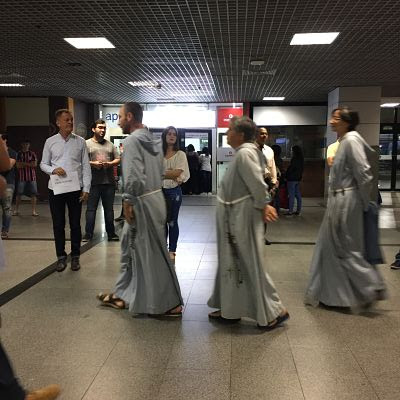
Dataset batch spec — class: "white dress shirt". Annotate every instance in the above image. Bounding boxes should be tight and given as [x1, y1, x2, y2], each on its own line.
[40, 133, 91, 193]
[261, 145, 277, 185]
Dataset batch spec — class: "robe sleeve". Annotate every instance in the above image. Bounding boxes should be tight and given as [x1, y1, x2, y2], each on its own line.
[346, 136, 372, 211]
[237, 148, 270, 210]
[122, 136, 146, 205]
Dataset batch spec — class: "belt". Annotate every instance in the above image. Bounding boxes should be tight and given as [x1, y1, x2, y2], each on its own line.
[138, 189, 162, 199]
[330, 187, 357, 196]
[217, 194, 251, 205]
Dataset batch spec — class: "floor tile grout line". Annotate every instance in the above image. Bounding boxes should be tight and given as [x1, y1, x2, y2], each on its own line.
[229, 325, 233, 400]
[286, 329, 307, 400]
[0, 236, 105, 307]
[347, 346, 381, 400]
[80, 327, 127, 400]
[153, 325, 178, 400]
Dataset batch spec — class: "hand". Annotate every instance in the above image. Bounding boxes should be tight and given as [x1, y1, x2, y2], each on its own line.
[263, 204, 278, 223]
[79, 192, 89, 202]
[52, 167, 66, 176]
[91, 161, 103, 170]
[123, 201, 135, 225]
[0, 176, 6, 197]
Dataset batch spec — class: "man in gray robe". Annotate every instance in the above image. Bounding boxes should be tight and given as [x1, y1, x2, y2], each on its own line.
[97, 102, 183, 316]
[208, 116, 289, 329]
[305, 107, 386, 309]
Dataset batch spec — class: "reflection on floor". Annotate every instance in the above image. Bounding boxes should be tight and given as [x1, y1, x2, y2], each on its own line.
[0, 193, 399, 399]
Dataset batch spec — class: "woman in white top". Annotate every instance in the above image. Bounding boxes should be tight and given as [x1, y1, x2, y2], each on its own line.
[162, 126, 190, 262]
[199, 147, 212, 194]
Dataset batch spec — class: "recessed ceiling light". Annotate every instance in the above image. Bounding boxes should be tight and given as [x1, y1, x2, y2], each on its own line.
[290, 32, 339, 45]
[0, 83, 24, 87]
[64, 37, 115, 49]
[250, 60, 265, 66]
[263, 97, 285, 101]
[381, 103, 400, 107]
[129, 81, 161, 89]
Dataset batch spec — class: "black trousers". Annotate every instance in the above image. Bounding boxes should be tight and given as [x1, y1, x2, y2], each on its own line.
[0, 341, 25, 400]
[49, 189, 82, 258]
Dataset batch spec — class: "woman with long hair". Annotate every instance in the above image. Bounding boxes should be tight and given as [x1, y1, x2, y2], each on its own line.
[161, 126, 189, 263]
[285, 145, 304, 216]
[305, 107, 387, 309]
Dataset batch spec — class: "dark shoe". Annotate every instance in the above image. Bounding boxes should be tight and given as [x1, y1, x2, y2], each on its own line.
[56, 257, 67, 272]
[208, 310, 241, 322]
[71, 256, 80, 271]
[114, 216, 124, 222]
[108, 234, 119, 241]
[264, 239, 271, 245]
[81, 234, 92, 243]
[285, 212, 294, 216]
[294, 211, 301, 216]
[26, 384, 61, 400]
[391, 260, 400, 270]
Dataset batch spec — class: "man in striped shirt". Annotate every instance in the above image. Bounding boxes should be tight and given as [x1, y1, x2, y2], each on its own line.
[13, 139, 39, 216]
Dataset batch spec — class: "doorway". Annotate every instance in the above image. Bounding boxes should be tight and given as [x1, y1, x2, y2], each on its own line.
[379, 124, 400, 191]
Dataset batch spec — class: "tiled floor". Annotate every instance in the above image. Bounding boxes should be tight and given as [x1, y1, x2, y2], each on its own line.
[0, 193, 399, 399]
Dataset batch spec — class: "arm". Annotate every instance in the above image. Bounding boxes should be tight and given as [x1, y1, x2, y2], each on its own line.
[0, 139, 11, 172]
[175, 151, 190, 183]
[103, 145, 121, 168]
[269, 157, 278, 185]
[346, 137, 373, 211]
[30, 152, 37, 168]
[122, 136, 146, 205]
[40, 140, 54, 175]
[237, 148, 271, 210]
[81, 141, 92, 194]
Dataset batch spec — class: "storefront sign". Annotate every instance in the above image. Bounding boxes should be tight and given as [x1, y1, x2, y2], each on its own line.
[217, 147, 235, 162]
[217, 107, 243, 128]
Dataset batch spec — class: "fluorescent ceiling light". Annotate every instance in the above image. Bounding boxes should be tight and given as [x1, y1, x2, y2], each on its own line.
[64, 37, 115, 49]
[129, 81, 161, 89]
[0, 83, 24, 87]
[381, 103, 400, 107]
[290, 32, 339, 45]
[250, 60, 265, 66]
[263, 97, 285, 101]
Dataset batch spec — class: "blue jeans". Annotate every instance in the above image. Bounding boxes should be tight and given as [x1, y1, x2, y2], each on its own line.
[163, 186, 182, 252]
[1, 185, 14, 233]
[287, 181, 302, 213]
[85, 184, 116, 237]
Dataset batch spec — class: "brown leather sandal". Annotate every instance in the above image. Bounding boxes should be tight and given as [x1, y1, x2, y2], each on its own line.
[97, 293, 126, 310]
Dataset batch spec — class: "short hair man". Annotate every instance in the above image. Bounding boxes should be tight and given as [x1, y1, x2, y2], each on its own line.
[0, 135, 17, 239]
[83, 119, 120, 242]
[40, 109, 91, 272]
[97, 102, 183, 316]
[14, 139, 39, 216]
[256, 127, 278, 245]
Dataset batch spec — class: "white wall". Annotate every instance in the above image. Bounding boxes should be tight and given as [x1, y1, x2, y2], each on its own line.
[6, 97, 49, 126]
[100, 105, 216, 138]
[253, 106, 327, 126]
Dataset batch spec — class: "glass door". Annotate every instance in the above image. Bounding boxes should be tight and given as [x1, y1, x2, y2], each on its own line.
[379, 124, 400, 191]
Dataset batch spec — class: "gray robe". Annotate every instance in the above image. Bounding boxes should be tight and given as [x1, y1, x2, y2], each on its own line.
[114, 128, 183, 314]
[305, 131, 387, 308]
[208, 143, 285, 326]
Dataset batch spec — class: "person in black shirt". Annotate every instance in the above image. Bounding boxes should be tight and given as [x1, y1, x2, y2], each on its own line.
[285, 145, 304, 216]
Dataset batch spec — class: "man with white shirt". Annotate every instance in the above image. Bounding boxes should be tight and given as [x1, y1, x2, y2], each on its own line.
[40, 109, 91, 272]
[256, 127, 277, 245]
